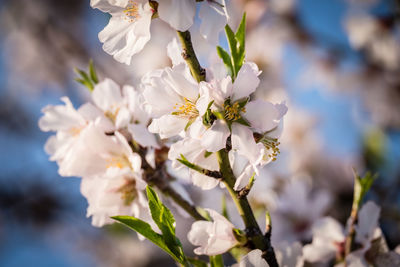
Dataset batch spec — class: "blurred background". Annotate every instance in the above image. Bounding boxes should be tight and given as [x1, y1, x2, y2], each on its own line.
[0, 0, 399, 266]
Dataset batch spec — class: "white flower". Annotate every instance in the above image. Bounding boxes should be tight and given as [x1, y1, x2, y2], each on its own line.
[229, 151, 256, 191]
[91, 0, 153, 65]
[39, 97, 113, 171]
[157, 0, 196, 32]
[158, 0, 229, 44]
[143, 63, 200, 138]
[80, 168, 149, 227]
[303, 201, 381, 265]
[233, 249, 268, 267]
[187, 209, 237, 255]
[58, 123, 141, 178]
[92, 78, 131, 129]
[198, 0, 229, 44]
[234, 243, 303, 267]
[196, 62, 287, 167]
[303, 217, 345, 263]
[93, 78, 159, 148]
[168, 138, 220, 190]
[272, 179, 331, 243]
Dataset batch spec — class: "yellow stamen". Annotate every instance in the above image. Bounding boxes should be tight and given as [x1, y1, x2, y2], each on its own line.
[117, 179, 138, 206]
[124, 0, 141, 22]
[104, 107, 120, 123]
[224, 102, 245, 121]
[261, 137, 281, 162]
[68, 125, 85, 136]
[106, 155, 130, 169]
[172, 98, 199, 119]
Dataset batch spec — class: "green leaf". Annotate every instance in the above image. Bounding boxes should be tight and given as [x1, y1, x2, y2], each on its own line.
[112, 216, 181, 263]
[225, 24, 237, 76]
[217, 46, 234, 77]
[88, 59, 99, 84]
[352, 170, 378, 210]
[235, 13, 246, 70]
[210, 255, 224, 267]
[146, 186, 184, 262]
[74, 78, 94, 91]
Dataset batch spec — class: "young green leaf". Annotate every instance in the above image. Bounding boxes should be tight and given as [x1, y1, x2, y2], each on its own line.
[112, 216, 182, 263]
[146, 186, 184, 263]
[217, 46, 234, 77]
[88, 59, 99, 84]
[235, 13, 246, 70]
[352, 170, 378, 210]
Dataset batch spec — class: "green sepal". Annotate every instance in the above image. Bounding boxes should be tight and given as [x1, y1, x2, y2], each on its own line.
[187, 257, 208, 267]
[210, 255, 224, 267]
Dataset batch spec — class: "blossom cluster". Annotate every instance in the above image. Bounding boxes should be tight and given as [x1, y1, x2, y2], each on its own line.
[38, 0, 398, 266]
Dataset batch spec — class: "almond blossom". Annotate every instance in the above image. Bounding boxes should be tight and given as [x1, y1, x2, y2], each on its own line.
[142, 63, 200, 138]
[91, 0, 155, 65]
[187, 208, 237, 255]
[168, 138, 220, 190]
[58, 123, 141, 178]
[195, 62, 287, 167]
[158, 0, 228, 44]
[39, 97, 114, 175]
[303, 201, 381, 265]
[92, 78, 159, 148]
[234, 243, 304, 267]
[81, 168, 149, 227]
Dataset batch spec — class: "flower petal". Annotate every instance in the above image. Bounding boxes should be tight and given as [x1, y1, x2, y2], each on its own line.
[157, 0, 196, 31]
[201, 120, 230, 152]
[232, 62, 260, 101]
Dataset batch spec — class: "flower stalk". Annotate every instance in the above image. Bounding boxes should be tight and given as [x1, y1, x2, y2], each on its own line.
[176, 31, 206, 82]
[217, 149, 279, 267]
[177, 26, 279, 267]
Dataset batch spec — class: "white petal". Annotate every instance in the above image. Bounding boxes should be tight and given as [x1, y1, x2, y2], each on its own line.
[39, 97, 85, 132]
[128, 123, 159, 148]
[92, 78, 122, 111]
[231, 124, 264, 165]
[157, 0, 196, 31]
[244, 100, 286, 133]
[167, 38, 184, 66]
[188, 221, 213, 246]
[233, 249, 268, 267]
[355, 201, 381, 245]
[201, 120, 230, 152]
[164, 63, 198, 101]
[90, 0, 127, 13]
[232, 63, 260, 102]
[148, 115, 188, 138]
[191, 172, 220, 190]
[199, 0, 228, 44]
[98, 4, 152, 65]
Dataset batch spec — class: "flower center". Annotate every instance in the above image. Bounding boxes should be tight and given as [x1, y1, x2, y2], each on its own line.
[106, 155, 131, 169]
[124, 1, 141, 22]
[224, 102, 245, 121]
[68, 125, 85, 136]
[172, 98, 199, 119]
[117, 179, 138, 206]
[260, 137, 280, 162]
[104, 106, 120, 123]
